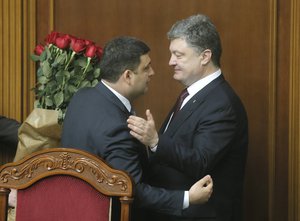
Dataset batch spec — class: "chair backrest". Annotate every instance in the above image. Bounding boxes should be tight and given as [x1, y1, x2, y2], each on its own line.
[0, 148, 134, 221]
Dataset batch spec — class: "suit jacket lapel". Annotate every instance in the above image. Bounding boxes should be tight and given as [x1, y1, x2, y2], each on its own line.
[162, 75, 225, 137]
[95, 82, 130, 115]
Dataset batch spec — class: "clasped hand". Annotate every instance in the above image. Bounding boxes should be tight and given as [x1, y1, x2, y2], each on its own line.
[127, 109, 158, 148]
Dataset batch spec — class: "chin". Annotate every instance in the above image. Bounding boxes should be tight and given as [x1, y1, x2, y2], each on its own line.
[173, 73, 182, 81]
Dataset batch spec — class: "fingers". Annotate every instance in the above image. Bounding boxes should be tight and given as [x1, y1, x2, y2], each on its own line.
[189, 175, 214, 205]
[146, 109, 153, 121]
[201, 175, 213, 186]
[129, 130, 143, 141]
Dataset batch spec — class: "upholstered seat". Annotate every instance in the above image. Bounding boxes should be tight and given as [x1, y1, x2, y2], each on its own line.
[0, 148, 134, 221]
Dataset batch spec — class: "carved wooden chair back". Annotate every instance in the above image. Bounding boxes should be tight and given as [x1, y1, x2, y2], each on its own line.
[0, 148, 133, 221]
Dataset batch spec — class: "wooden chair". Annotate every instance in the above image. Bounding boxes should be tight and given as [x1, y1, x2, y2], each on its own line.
[0, 148, 134, 221]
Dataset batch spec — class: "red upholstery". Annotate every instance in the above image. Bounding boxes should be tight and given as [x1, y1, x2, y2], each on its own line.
[16, 175, 110, 221]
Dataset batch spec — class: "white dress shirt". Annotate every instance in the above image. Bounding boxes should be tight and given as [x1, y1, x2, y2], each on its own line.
[101, 80, 132, 112]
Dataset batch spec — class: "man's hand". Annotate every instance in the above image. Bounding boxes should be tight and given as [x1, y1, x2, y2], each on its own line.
[127, 109, 158, 147]
[189, 175, 213, 204]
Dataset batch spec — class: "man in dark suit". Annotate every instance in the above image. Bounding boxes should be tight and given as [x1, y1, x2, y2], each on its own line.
[127, 14, 248, 221]
[61, 36, 213, 221]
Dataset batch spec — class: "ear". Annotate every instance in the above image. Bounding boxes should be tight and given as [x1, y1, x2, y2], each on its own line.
[200, 49, 212, 66]
[121, 69, 133, 84]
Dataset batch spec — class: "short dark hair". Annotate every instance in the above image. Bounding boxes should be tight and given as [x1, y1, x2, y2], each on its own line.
[168, 14, 222, 67]
[99, 36, 150, 82]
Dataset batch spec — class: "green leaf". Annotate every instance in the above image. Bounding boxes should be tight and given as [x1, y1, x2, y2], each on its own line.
[74, 57, 87, 68]
[91, 79, 99, 87]
[63, 70, 71, 82]
[42, 61, 52, 78]
[54, 91, 64, 107]
[45, 46, 52, 59]
[31, 54, 40, 62]
[79, 80, 91, 88]
[40, 50, 47, 62]
[37, 67, 44, 77]
[68, 85, 78, 93]
[55, 70, 65, 84]
[45, 97, 54, 107]
[47, 80, 57, 89]
[93, 68, 101, 78]
[56, 53, 67, 65]
[38, 76, 48, 84]
[34, 100, 40, 108]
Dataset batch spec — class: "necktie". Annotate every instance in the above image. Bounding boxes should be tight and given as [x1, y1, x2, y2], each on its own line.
[172, 88, 189, 119]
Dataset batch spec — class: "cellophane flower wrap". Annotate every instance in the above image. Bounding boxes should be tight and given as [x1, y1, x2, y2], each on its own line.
[31, 31, 103, 123]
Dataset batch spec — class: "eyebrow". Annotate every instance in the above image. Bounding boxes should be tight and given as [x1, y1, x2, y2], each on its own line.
[144, 60, 151, 68]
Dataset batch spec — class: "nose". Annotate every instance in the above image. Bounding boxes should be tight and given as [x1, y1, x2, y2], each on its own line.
[169, 54, 176, 66]
[149, 67, 155, 76]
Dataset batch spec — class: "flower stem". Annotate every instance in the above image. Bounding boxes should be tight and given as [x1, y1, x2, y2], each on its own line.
[76, 57, 91, 87]
[65, 51, 75, 70]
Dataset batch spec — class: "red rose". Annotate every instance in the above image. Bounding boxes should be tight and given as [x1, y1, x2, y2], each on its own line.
[95, 46, 103, 60]
[34, 44, 45, 55]
[85, 44, 97, 58]
[45, 31, 60, 45]
[85, 39, 94, 46]
[71, 39, 86, 53]
[67, 36, 77, 48]
[55, 36, 71, 49]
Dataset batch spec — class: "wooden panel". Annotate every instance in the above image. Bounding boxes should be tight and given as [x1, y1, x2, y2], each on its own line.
[22, 0, 37, 119]
[288, 0, 300, 220]
[274, 0, 291, 219]
[0, 0, 22, 121]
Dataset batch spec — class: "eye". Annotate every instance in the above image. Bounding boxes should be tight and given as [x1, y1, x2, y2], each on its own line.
[174, 52, 183, 58]
[144, 64, 152, 72]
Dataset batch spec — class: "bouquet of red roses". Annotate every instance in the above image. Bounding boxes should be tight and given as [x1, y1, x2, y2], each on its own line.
[14, 31, 103, 162]
[31, 31, 103, 123]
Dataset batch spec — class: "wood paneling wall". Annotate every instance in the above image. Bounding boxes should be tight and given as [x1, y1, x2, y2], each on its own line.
[0, 0, 36, 121]
[0, 0, 299, 220]
[0, 0, 22, 120]
[288, 0, 300, 220]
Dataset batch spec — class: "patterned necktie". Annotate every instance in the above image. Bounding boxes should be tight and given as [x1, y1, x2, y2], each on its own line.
[172, 88, 189, 120]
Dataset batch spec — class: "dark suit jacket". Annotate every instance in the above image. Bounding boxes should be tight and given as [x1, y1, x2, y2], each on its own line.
[0, 116, 20, 165]
[61, 82, 184, 220]
[0, 116, 20, 147]
[150, 75, 248, 221]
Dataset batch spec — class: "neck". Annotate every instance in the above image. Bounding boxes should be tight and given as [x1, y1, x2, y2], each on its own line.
[102, 79, 131, 101]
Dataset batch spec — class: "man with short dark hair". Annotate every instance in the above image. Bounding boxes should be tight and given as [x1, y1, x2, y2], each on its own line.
[62, 36, 213, 221]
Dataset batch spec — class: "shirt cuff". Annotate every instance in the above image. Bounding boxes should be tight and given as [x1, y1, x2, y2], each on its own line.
[150, 144, 158, 152]
[183, 191, 189, 209]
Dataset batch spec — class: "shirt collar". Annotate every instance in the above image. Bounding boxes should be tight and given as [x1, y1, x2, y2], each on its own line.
[187, 69, 222, 97]
[101, 80, 132, 112]
[180, 69, 221, 107]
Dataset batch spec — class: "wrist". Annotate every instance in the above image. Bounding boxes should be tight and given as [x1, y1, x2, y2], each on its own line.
[149, 136, 159, 148]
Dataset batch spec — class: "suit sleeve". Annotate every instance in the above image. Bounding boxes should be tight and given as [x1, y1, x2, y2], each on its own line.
[92, 119, 185, 216]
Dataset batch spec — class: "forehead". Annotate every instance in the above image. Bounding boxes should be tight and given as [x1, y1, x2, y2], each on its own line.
[138, 53, 151, 67]
[169, 38, 195, 53]
[169, 38, 190, 52]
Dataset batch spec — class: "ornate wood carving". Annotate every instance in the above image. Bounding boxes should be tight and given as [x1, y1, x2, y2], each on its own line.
[0, 150, 132, 195]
